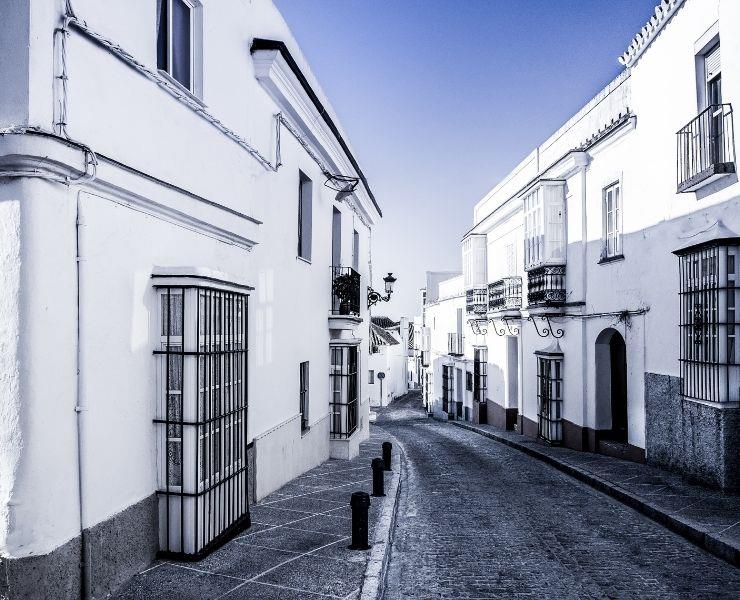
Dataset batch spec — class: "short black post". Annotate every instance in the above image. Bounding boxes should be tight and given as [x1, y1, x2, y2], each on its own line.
[349, 491, 371, 550]
[382, 441, 392, 471]
[372, 457, 385, 497]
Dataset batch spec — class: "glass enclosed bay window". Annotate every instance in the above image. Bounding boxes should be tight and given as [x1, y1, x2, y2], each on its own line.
[154, 279, 250, 558]
[330, 345, 359, 438]
[675, 226, 740, 403]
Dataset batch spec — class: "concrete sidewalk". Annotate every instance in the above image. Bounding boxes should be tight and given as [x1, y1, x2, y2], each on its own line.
[112, 430, 400, 600]
[451, 420, 740, 567]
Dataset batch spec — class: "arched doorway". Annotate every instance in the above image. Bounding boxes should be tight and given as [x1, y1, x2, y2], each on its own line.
[595, 328, 627, 443]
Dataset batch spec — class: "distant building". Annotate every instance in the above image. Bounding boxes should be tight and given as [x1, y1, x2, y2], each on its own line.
[420, 0, 740, 492]
[368, 316, 411, 406]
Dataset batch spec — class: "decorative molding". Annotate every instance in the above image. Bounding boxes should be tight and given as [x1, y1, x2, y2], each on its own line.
[252, 43, 380, 224]
[619, 0, 686, 68]
[151, 268, 255, 293]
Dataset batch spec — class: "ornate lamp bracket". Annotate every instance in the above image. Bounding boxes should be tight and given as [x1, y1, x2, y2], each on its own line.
[367, 287, 391, 308]
[527, 315, 564, 339]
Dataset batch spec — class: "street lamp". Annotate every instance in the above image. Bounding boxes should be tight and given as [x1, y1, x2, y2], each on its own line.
[367, 273, 397, 308]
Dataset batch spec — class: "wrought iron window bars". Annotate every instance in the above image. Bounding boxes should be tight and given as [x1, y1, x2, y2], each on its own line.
[154, 286, 250, 559]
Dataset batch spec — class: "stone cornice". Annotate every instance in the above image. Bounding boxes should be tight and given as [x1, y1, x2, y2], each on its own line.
[619, 0, 686, 68]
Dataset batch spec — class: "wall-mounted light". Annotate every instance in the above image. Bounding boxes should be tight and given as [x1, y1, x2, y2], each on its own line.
[368, 273, 397, 308]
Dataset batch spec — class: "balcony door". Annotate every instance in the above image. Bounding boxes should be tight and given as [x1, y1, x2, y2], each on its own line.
[705, 44, 724, 164]
[332, 207, 341, 267]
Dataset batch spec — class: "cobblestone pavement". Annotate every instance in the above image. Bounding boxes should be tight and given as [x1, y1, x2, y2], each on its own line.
[112, 431, 393, 600]
[377, 392, 740, 600]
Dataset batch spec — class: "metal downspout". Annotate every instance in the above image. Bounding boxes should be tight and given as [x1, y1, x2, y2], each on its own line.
[75, 194, 91, 600]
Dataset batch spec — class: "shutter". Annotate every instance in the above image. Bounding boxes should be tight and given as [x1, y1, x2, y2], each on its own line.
[705, 44, 721, 82]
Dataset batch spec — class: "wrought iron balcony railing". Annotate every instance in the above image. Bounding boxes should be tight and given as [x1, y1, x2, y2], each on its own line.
[331, 266, 361, 316]
[448, 333, 465, 356]
[677, 103, 735, 193]
[488, 276, 523, 312]
[527, 265, 566, 307]
[465, 287, 488, 317]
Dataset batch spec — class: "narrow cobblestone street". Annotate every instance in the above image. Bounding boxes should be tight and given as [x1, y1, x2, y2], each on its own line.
[377, 393, 740, 599]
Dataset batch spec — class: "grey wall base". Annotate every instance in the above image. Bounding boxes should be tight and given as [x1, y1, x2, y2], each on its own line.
[0, 535, 81, 600]
[645, 372, 740, 491]
[0, 493, 158, 600]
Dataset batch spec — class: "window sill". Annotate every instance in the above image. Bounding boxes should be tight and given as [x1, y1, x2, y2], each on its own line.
[297, 255, 312, 265]
[598, 254, 624, 265]
[157, 69, 206, 108]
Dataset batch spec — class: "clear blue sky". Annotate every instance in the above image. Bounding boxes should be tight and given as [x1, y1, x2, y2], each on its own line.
[274, 0, 657, 319]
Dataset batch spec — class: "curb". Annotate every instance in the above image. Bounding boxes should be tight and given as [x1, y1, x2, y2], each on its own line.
[451, 421, 740, 568]
[359, 431, 403, 600]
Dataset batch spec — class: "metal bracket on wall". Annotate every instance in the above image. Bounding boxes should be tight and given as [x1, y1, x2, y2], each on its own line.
[527, 315, 564, 339]
[489, 318, 521, 337]
[468, 319, 488, 336]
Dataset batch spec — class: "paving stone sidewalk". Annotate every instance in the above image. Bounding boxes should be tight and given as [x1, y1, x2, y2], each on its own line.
[452, 420, 740, 566]
[112, 430, 398, 600]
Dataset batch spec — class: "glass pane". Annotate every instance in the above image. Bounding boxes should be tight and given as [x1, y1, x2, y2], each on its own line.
[172, 0, 191, 89]
[157, 0, 168, 70]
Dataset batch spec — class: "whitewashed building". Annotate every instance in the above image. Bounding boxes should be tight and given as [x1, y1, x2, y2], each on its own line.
[368, 316, 411, 407]
[0, 1, 382, 598]
[421, 0, 740, 492]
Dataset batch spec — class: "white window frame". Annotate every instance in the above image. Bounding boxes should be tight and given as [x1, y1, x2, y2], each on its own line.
[602, 181, 622, 259]
[157, 0, 203, 97]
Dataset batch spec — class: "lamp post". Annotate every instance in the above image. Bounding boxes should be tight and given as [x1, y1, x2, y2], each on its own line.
[367, 273, 397, 308]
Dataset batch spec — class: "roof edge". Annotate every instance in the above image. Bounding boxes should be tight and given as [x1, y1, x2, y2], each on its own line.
[250, 38, 381, 217]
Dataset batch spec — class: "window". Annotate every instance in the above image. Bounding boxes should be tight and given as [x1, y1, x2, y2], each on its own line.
[157, 0, 200, 93]
[369, 370, 375, 384]
[353, 230, 360, 271]
[602, 182, 622, 259]
[474, 347, 488, 402]
[536, 350, 563, 444]
[677, 238, 739, 403]
[297, 172, 313, 261]
[155, 285, 249, 557]
[523, 181, 566, 270]
[704, 43, 722, 109]
[466, 372, 473, 392]
[442, 365, 453, 414]
[330, 345, 358, 438]
[299, 362, 309, 431]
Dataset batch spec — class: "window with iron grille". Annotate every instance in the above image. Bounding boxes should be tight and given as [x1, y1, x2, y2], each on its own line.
[677, 240, 739, 403]
[602, 182, 622, 258]
[330, 345, 358, 438]
[369, 370, 375, 384]
[299, 361, 309, 432]
[466, 372, 473, 392]
[155, 286, 249, 558]
[536, 352, 563, 444]
[442, 365, 453, 414]
[474, 347, 488, 402]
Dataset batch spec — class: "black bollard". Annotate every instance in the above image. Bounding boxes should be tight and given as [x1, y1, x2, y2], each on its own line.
[382, 441, 392, 471]
[349, 491, 371, 550]
[372, 457, 385, 497]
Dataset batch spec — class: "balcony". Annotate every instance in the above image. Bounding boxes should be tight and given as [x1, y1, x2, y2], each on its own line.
[677, 103, 735, 193]
[421, 350, 430, 368]
[448, 333, 465, 356]
[527, 265, 566, 307]
[465, 287, 488, 317]
[488, 276, 522, 314]
[331, 267, 360, 316]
